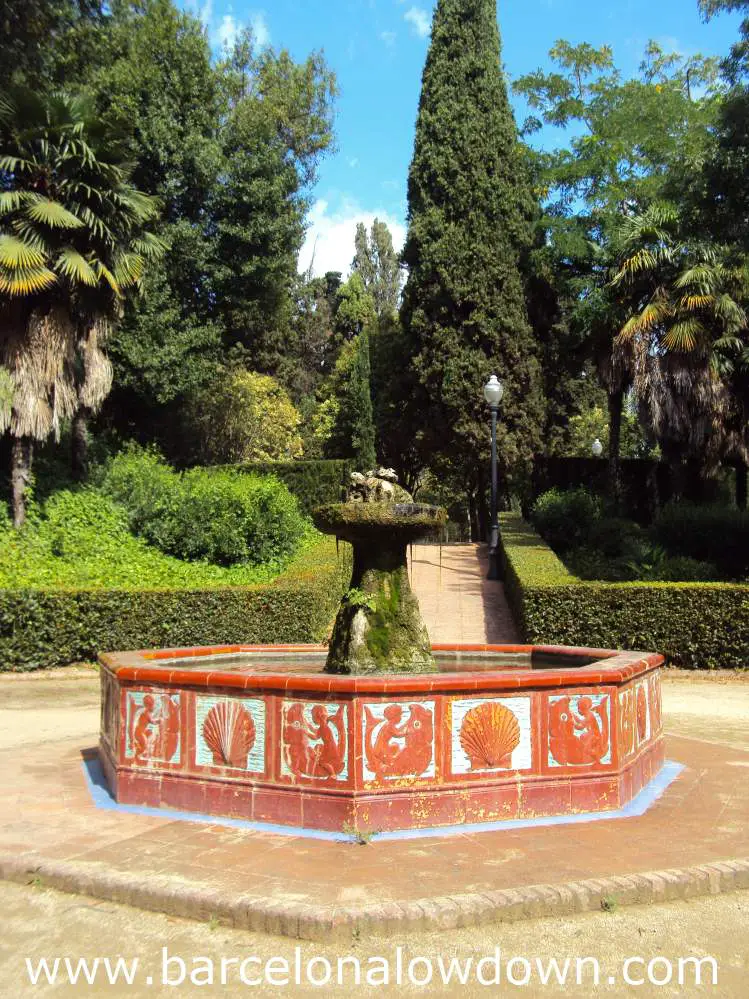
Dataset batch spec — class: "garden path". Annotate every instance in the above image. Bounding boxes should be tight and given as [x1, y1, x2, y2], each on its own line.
[408, 543, 521, 645]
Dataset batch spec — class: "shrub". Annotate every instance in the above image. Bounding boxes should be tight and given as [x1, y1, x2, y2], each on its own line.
[0, 535, 352, 671]
[219, 460, 353, 516]
[652, 502, 749, 580]
[644, 555, 720, 583]
[0, 489, 308, 589]
[188, 370, 304, 465]
[586, 517, 647, 560]
[500, 513, 749, 670]
[101, 448, 306, 566]
[530, 487, 602, 552]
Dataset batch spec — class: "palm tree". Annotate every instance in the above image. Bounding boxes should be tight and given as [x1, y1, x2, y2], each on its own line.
[610, 202, 749, 490]
[0, 88, 165, 524]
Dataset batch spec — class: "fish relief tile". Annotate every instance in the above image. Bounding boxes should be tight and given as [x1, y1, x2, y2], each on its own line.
[361, 701, 436, 782]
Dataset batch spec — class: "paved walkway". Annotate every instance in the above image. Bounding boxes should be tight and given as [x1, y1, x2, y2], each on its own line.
[0, 673, 747, 940]
[408, 544, 520, 644]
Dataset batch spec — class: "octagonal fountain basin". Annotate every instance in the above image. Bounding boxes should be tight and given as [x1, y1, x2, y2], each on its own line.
[98, 644, 666, 835]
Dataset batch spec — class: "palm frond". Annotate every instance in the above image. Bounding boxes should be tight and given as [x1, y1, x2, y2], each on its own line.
[55, 249, 98, 287]
[0, 235, 47, 270]
[24, 198, 84, 230]
[0, 264, 58, 296]
[112, 251, 144, 288]
[663, 319, 703, 353]
[93, 261, 121, 295]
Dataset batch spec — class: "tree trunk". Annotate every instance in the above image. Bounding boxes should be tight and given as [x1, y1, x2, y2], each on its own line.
[11, 436, 33, 529]
[737, 462, 748, 512]
[607, 389, 624, 509]
[71, 407, 90, 481]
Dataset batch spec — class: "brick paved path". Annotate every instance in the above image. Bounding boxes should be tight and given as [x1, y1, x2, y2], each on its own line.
[408, 543, 521, 644]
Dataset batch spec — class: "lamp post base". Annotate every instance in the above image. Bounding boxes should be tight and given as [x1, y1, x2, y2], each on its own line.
[487, 523, 501, 580]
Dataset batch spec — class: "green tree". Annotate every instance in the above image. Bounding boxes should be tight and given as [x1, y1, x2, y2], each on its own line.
[212, 32, 337, 375]
[610, 202, 749, 473]
[0, 0, 104, 90]
[352, 219, 401, 318]
[86, 0, 223, 445]
[0, 88, 163, 524]
[400, 0, 544, 532]
[333, 272, 376, 344]
[694, 2, 749, 251]
[515, 39, 724, 498]
[324, 330, 376, 468]
[188, 369, 304, 465]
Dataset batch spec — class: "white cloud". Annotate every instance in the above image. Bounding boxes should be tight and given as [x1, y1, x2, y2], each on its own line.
[348, 157, 359, 169]
[299, 198, 406, 279]
[251, 11, 271, 49]
[216, 14, 239, 50]
[199, 0, 212, 28]
[380, 30, 397, 47]
[404, 6, 430, 39]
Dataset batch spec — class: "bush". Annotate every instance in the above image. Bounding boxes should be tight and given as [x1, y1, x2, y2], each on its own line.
[644, 554, 720, 583]
[219, 460, 353, 516]
[0, 534, 352, 671]
[0, 489, 308, 589]
[188, 370, 304, 465]
[530, 487, 602, 552]
[652, 502, 749, 580]
[500, 513, 749, 670]
[102, 448, 306, 566]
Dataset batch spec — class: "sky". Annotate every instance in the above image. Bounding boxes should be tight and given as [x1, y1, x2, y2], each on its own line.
[180, 0, 744, 278]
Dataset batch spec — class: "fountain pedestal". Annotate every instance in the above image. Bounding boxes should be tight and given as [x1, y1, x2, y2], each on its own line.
[312, 502, 447, 675]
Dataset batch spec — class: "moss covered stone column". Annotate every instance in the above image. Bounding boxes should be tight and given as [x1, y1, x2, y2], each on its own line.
[313, 502, 447, 675]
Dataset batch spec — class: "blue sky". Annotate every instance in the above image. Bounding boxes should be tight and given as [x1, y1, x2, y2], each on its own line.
[181, 0, 744, 276]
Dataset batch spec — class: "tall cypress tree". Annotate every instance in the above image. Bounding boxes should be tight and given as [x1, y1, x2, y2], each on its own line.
[400, 0, 544, 514]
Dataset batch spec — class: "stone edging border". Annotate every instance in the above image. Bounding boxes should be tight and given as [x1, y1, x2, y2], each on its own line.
[1, 852, 748, 941]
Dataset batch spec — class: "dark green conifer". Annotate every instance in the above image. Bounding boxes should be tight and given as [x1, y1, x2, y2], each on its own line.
[400, 0, 544, 511]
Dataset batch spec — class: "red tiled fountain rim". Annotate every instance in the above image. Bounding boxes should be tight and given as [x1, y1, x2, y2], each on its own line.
[98, 644, 665, 694]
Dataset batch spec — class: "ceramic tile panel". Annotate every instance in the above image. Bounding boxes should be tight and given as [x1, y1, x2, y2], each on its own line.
[195, 695, 266, 774]
[361, 700, 436, 783]
[450, 696, 532, 774]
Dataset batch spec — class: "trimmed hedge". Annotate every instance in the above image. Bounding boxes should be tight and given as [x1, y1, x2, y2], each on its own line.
[0, 537, 352, 672]
[500, 513, 749, 670]
[214, 460, 355, 516]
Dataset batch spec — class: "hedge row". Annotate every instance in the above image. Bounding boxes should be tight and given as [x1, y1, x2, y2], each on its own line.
[214, 460, 355, 516]
[0, 537, 352, 671]
[500, 513, 749, 670]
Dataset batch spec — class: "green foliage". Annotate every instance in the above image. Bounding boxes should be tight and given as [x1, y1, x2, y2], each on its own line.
[0, 533, 352, 670]
[530, 488, 734, 582]
[531, 487, 603, 552]
[652, 502, 749, 579]
[189, 369, 304, 465]
[352, 220, 401, 319]
[399, 0, 544, 494]
[322, 331, 377, 467]
[500, 513, 749, 670]
[101, 448, 306, 566]
[0, 488, 305, 589]
[220, 459, 353, 515]
[553, 404, 658, 459]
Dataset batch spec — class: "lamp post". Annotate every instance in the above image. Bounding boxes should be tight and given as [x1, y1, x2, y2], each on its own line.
[592, 438, 604, 458]
[484, 375, 504, 580]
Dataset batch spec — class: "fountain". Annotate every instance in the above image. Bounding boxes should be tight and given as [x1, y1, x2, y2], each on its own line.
[98, 469, 666, 834]
[312, 468, 447, 674]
